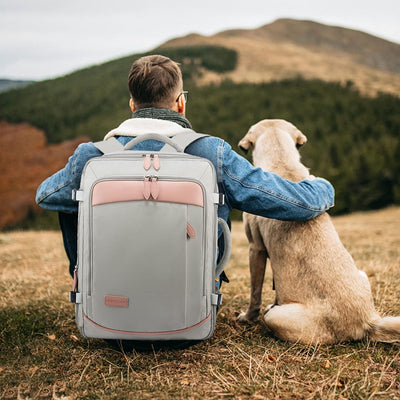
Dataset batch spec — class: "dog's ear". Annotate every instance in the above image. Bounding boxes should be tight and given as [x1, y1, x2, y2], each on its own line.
[239, 128, 256, 153]
[296, 132, 307, 149]
[238, 137, 252, 154]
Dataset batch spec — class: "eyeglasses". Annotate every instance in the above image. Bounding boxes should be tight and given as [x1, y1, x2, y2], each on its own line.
[176, 91, 188, 103]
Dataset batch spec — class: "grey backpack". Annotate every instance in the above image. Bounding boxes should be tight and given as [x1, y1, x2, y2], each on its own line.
[69, 132, 231, 341]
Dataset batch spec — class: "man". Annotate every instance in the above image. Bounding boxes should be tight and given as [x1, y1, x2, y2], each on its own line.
[36, 54, 334, 280]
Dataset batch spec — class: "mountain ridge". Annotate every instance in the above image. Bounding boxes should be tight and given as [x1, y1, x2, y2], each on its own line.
[161, 18, 400, 96]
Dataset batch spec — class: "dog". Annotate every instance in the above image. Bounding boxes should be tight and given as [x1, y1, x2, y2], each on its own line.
[237, 119, 400, 344]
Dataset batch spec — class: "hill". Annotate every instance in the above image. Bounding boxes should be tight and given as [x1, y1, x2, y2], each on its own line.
[0, 79, 34, 93]
[0, 121, 88, 229]
[0, 20, 400, 228]
[0, 46, 237, 144]
[162, 18, 400, 97]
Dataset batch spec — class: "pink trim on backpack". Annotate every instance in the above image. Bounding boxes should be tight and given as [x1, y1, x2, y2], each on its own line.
[92, 180, 204, 207]
[83, 312, 211, 335]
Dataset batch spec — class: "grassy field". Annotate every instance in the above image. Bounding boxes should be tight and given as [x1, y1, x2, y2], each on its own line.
[1, 207, 400, 399]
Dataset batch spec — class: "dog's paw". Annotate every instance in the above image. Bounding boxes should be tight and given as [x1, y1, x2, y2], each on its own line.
[237, 311, 257, 324]
[264, 304, 275, 315]
[237, 312, 249, 323]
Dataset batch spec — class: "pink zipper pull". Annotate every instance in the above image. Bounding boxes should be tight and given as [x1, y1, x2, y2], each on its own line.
[143, 154, 151, 171]
[143, 177, 151, 199]
[187, 222, 196, 239]
[151, 177, 159, 199]
[153, 154, 160, 171]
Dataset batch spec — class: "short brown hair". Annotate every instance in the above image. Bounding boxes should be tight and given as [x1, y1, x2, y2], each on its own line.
[128, 55, 182, 109]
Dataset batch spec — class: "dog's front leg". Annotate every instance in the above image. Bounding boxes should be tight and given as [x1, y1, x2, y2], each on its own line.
[238, 246, 268, 323]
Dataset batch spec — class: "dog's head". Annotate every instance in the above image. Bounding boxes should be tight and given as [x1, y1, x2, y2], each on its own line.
[238, 119, 307, 154]
[239, 119, 310, 179]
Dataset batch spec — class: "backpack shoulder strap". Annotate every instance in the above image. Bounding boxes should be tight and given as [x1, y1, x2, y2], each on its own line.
[93, 137, 124, 154]
[160, 131, 208, 153]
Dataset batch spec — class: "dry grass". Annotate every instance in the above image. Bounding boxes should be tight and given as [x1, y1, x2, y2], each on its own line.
[1, 207, 400, 399]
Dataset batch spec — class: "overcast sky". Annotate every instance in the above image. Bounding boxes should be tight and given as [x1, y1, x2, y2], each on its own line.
[1, 0, 399, 81]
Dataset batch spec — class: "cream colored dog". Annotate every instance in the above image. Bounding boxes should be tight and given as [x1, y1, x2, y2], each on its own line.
[237, 119, 400, 344]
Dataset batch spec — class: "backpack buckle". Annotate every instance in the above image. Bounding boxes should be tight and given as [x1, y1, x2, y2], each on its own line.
[213, 193, 225, 205]
[72, 189, 84, 202]
[69, 291, 82, 304]
[211, 293, 223, 306]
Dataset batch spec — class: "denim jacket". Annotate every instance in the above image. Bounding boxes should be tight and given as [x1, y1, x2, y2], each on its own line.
[36, 116, 334, 277]
[36, 117, 334, 223]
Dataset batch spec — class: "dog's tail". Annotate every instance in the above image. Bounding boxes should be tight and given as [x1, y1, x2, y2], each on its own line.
[368, 316, 400, 343]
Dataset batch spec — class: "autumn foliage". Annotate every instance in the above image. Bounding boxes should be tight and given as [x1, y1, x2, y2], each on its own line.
[0, 121, 88, 229]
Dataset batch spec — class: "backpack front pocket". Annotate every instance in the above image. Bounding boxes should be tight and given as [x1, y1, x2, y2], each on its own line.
[87, 179, 206, 334]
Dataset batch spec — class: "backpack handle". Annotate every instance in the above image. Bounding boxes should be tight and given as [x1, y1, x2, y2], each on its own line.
[215, 218, 232, 278]
[123, 134, 184, 152]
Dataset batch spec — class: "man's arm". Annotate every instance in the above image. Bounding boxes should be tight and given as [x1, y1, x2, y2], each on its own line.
[36, 143, 100, 213]
[221, 142, 334, 221]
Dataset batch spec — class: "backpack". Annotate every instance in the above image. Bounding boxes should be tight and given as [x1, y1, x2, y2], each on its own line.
[69, 132, 231, 341]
